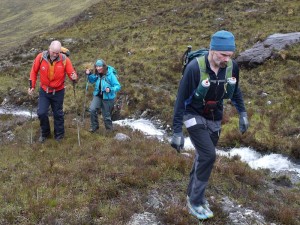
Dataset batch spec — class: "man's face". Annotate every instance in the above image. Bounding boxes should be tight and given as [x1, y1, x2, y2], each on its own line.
[211, 51, 234, 68]
[49, 48, 60, 61]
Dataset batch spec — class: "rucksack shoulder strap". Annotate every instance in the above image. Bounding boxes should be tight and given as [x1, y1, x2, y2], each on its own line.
[196, 55, 209, 81]
[61, 53, 67, 68]
[225, 59, 233, 79]
[197, 56, 233, 81]
[39, 51, 48, 65]
[38, 52, 67, 68]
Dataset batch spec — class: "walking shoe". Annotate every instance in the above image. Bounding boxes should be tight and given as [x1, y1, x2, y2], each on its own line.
[203, 200, 214, 218]
[38, 136, 47, 143]
[89, 127, 99, 133]
[55, 135, 64, 142]
[186, 196, 213, 220]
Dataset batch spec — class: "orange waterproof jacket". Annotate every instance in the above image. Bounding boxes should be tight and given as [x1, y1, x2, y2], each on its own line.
[30, 51, 77, 92]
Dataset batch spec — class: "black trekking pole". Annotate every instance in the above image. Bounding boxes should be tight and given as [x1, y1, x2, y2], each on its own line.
[181, 45, 192, 76]
[183, 45, 192, 65]
[29, 80, 33, 144]
[72, 81, 81, 147]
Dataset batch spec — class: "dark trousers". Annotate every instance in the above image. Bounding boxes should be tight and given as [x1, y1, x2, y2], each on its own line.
[37, 88, 65, 139]
[90, 96, 114, 130]
[187, 123, 220, 206]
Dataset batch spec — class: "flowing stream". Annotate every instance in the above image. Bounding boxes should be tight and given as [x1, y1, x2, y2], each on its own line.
[0, 108, 37, 117]
[114, 118, 300, 179]
[1, 109, 299, 179]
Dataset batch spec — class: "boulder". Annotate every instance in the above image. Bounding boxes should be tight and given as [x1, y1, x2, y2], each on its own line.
[236, 32, 300, 68]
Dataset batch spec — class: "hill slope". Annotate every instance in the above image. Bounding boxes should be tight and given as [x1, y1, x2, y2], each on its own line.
[0, 0, 100, 55]
[3, 0, 299, 158]
[0, 0, 299, 224]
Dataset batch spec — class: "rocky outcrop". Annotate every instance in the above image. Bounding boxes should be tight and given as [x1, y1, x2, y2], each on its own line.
[236, 32, 300, 68]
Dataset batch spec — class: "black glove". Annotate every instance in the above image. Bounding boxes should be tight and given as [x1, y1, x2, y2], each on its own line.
[239, 112, 249, 134]
[171, 132, 184, 153]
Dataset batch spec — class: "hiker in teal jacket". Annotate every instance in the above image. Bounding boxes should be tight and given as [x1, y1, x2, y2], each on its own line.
[86, 59, 121, 132]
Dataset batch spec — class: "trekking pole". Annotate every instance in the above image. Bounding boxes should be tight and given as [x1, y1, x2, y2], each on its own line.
[81, 75, 89, 125]
[183, 45, 192, 66]
[181, 45, 192, 76]
[29, 80, 33, 144]
[72, 80, 81, 147]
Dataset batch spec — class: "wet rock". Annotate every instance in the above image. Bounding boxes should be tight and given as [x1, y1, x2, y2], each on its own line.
[1, 98, 8, 106]
[221, 196, 270, 225]
[114, 133, 131, 141]
[5, 131, 15, 141]
[271, 171, 300, 186]
[236, 32, 300, 68]
[146, 190, 164, 209]
[126, 212, 161, 225]
[62, 38, 76, 44]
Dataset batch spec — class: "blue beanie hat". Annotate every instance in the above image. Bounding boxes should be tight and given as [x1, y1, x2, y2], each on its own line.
[210, 30, 236, 51]
[95, 59, 105, 67]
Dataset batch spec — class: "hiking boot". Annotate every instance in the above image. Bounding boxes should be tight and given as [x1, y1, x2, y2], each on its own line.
[89, 127, 99, 133]
[186, 196, 213, 220]
[55, 135, 64, 142]
[38, 136, 47, 143]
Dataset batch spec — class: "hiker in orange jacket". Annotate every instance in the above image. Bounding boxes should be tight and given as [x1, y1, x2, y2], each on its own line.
[28, 40, 78, 143]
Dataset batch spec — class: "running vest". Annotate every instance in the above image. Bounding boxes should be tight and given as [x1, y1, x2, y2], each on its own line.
[194, 56, 236, 103]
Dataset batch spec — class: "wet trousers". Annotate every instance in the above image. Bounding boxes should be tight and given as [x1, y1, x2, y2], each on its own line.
[37, 88, 65, 139]
[184, 114, 221, 206]
[89, 96, 114, 130]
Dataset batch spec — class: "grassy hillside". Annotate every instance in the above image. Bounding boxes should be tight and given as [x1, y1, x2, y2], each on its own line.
[0, 117, 299, 224]
[3, 0, 299, 158]
[0, 0, 300, 224]
[0, 0, 100, 55]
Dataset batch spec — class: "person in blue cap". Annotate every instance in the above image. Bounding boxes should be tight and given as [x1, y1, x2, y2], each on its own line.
[171, 30, 249, 220]
[85, 59, 121, 132]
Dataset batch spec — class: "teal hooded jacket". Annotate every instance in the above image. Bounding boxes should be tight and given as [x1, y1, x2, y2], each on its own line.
[87, 65, 121, 100]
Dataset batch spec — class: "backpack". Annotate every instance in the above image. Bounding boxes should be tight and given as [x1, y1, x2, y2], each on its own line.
[39, 51, 67, 68]
[181, 46, 209, 75]
[181, 46, 236, 101]
[60, 47, 70, 57]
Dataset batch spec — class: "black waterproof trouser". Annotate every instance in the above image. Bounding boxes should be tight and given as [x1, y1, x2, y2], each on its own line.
[37, 88, 65, 139]
[184, 114, 220, 206]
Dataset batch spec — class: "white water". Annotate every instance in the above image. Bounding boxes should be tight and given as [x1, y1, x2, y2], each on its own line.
[1, 109, 299, 177]
[0, 108, 37, 117]
[114, 118, 165, 141]
[217, 147, 300, 174]
[113, 119, 300, 177]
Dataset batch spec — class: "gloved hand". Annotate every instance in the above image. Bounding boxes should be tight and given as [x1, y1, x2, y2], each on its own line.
[171, 132, 184, 153]
[239, 112, 249, 134]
